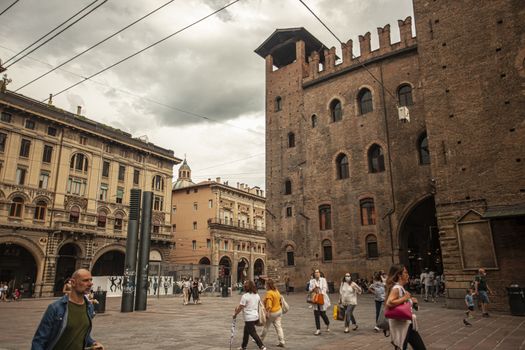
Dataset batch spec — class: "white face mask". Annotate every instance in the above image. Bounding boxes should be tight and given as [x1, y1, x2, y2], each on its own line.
[344, 276, 351, 282]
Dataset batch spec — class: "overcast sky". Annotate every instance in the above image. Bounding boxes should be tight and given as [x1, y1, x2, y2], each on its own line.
[0, 0, 414, 190]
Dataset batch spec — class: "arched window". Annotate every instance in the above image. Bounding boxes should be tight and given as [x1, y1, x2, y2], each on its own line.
[368, 144, 385, 173]
[322, 239, 333, 261]
[9, 197, 24, 217]
[358, 88, 373, 115]
[152, 175, 164, 191]
[319, 204, 332, 230]
[311, 114, 318, 128]
[284, 180, 292, 195]
[336, 153, 349, 179]
[114, 213, 123, 231]
[287, 132, 295, 148]
[330, 99, 342, 122]
[97, 211, 107, 228]
[360, 198, 376, 225]
[275, 96, 282, 111]
[70, 153, 88, 172]
[418, 132, 430, 165]
[34, 200, 47, 221]
[366, 235, 379, 259]
[69, 206, 80, 223]
[398, 84, 413, 106]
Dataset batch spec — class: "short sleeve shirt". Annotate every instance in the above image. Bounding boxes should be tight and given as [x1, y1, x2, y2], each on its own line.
[240, 293, 260, 322]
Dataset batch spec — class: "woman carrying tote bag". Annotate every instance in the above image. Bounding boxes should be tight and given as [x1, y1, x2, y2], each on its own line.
[385, 264, 426, 350]
[308, 269, 331, 335]
[233, 280, 267, 350]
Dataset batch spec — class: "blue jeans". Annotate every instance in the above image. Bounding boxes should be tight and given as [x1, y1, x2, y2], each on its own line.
[344, 304, 356, 327]
[375, 300, 384, 322]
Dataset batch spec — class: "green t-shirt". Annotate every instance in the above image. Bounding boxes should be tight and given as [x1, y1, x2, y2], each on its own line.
[53, 301, 90, 350]
[475, 275, 488, 292]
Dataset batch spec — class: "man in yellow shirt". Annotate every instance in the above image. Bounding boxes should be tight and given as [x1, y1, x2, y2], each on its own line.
[260, 279, 285, 347]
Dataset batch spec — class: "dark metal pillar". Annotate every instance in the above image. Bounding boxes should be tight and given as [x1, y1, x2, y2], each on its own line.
[121, 189, 141, 312]
[135, 191, 153, 311]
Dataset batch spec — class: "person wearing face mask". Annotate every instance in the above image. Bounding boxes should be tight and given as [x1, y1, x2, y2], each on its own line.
[339, 273, 362, 333]
[309, 269, 331, 335]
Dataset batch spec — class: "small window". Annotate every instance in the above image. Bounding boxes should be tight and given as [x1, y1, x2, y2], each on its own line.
[368, 144, 385, 173]
[360, 198, 376, 225]
[311, 114, 318, 128]
[319, 204, 332, 230]
[366, 235, 379, 258]
[287, 132, 295, 148]
[118, 164, 125, 181]
[102, 161, 110, 178]
[153, 195, 163, 211]
[418, 132, 430, 165]
[207, 239, 211, 249]
[34, 200, 47, 221]
[67, 177, 87, 196]
[116, 187, 124, 204]
[19, 139, 31, 158]
[1, 112, 12, 123]
[224, 240, 229, 250]
[70, 153, 88, 172]
[114, 215, 123, 231]
[208, 199, 213, 208]
[193, 221, 197, 230]
[284, 180, 292, 195]
[79, 136, 87, 145]
[69, 206, 80, 223]
[192, 240, 197, 250]
[99, 184, 108, 201]
[133, 169, 140, 185]
[275, 96, 282, 111]
[286, 207, 292, 217]
[330, 99, 342, 122]
[152, 175, 164, 191]
[336, 153, 349, 179]
[47, 126, 57, 136]
[25, 119, 35, 130]
[358, 88, 373, 115]
[286, 247, 295, 266]
[16, 167, 26, 185]
[322, 239, 333, 262]
[39, 172, 49, 189]
[193, 202, 198, 211]
[97, 211, 107, 228]
[398, 84, 413, 107]
[172, 206, 177, 214]
[9, 197, 24, 217]
[153, 225, 160, 234]
[0, 133, 6, 152]
[42, 145, 53, 163]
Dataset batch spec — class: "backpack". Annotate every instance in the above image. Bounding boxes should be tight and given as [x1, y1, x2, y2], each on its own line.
[256, 300, 267, 326]
[280, 295, 290, 314]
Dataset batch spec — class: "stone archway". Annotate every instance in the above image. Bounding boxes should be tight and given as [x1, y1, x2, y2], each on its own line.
[237, 257, 249, 283]
[398, 195, 442, 276]
[92, 250, 125, 276]
[54, 243, 82, 295]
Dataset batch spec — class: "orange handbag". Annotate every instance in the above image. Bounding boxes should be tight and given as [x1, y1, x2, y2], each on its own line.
[313, 293, 325, 305]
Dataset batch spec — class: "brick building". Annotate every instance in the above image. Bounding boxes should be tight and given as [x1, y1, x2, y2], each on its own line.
[0, 90, 180, 297]
[171, 160, 266, 286]
[256, 1, 524, 310]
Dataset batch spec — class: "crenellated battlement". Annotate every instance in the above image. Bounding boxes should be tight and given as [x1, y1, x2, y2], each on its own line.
[302, 16, 416, 82]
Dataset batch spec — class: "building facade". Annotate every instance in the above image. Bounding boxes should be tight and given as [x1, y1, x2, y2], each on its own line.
[171, 161, 266, 286]
[257, 0, 524, 310]
[0, 90, 180, 297]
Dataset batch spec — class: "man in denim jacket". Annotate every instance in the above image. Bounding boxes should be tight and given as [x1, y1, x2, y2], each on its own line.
[32, 269, 104, 350]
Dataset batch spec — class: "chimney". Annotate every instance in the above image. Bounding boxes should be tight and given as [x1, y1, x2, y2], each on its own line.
[76, 106, 82, 115]
[216, 177, 221, 183]
[237, 182, 240, 188]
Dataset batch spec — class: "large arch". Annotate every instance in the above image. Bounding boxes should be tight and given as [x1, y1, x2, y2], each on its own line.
[54, 243, 83, 295]
[237, 257, 249, 283]
[0, 235, 44, 297]
[398, 195, 442, 276]
[91, 244, 126, 276]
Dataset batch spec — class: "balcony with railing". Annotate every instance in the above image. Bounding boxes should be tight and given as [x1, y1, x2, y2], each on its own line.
[208, 217, 265, 234]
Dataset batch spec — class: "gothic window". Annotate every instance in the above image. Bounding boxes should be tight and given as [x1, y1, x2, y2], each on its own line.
[366, 235, 379, 258]
[70, 153, 88, 172]
[322, 239, 333, 262]
[418, 132, 430, 165]
[368, 144, 385, 173]
[330, 99, 342, 122]
[9, 197, 24, 217]
[287, 132, 295, 148]
[311, 114, 318, 128]
[360, 198, 376, 225]
[398, 84, 413, 106]
[358, 88, 373, 115]
[284, 179, 292, 195]
[319, 204, 332, 230]
[336, 153, 349, 179]
[286, 245, 295, 266]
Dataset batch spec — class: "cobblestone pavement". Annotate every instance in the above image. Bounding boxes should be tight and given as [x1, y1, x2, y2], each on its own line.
[0, 292, 524, 349]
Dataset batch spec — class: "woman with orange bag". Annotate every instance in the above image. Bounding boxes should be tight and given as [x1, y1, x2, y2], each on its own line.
[308, 269, 331, 335]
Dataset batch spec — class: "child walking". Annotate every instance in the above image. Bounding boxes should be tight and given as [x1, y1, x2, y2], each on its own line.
[463, 289, 474, 326]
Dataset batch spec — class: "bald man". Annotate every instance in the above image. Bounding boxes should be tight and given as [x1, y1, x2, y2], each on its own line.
[32, 269, 104, 350]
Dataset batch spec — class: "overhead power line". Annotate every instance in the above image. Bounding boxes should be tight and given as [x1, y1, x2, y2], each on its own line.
[195, 153, 264, 172]
[16, 0, 177, 92]
[44, 0, 242, 101]
[297, 0, 398, 102]
[4, 0, 107, 69]
[0, 0, 20, 17]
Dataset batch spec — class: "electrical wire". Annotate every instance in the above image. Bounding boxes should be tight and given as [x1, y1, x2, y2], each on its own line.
[297, 0, 398, 102]
[43, 0, 242, 101]
[0, 0, 20, 17]
[5, 0, 108, 69]
[15, 0, 177, 92]
[194, 153, 264, 172]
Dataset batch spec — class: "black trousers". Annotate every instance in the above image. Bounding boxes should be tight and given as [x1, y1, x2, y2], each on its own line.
[402, 324, 426, 350]
[314, 305, 330, 330]
[242, 320, 263, 349]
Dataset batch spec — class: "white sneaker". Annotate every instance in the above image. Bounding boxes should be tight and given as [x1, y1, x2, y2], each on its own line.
[314, 329, 321, 335]
[326, 326, 330, 332]
[374, 326, 380, 332]
[344, 327, 349, 333]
